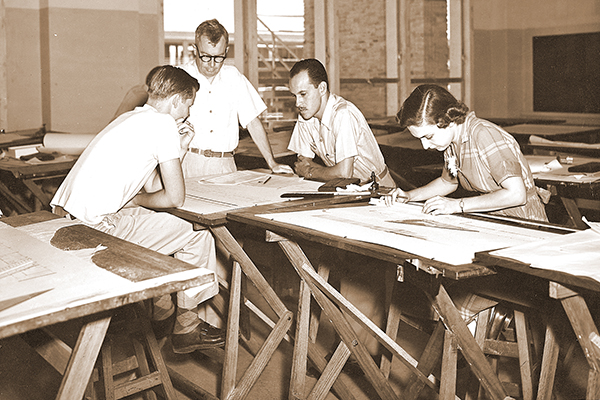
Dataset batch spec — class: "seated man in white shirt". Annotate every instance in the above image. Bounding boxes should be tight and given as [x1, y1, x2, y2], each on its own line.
[287, 58, 395, 188]
[51, 65, 224, 353]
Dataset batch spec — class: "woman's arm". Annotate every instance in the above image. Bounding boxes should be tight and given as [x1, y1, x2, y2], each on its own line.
[422, 176, 526, 215]
[407, 176, 458, 201]
[142, 168, 163, 193]
[385, 176, 457, 205]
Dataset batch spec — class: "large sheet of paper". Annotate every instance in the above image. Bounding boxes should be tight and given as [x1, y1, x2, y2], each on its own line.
[0, 219, 217, 332]
[179, 170, 323, 215]
[257, 203, 558, 265]
[489, 224, 600, 284]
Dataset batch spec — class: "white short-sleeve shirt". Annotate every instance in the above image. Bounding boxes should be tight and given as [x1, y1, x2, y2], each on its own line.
[181, 62, 267, 152]
[288, 93, 388, 183]
[51, 105, 181, 225]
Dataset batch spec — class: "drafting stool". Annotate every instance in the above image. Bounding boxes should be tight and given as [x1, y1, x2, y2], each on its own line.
[47, 208, 176, 399]
[463, 304, 536, 400]
[391, 263, 539, 400]
[418, 302, 535, 400]
[89, 303, 177, 400]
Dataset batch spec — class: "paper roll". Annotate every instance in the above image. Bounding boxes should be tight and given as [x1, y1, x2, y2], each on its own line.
[40, 132, 97, 155]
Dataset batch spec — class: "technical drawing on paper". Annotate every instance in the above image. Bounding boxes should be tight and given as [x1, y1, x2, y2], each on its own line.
[0, 243, 53, 281]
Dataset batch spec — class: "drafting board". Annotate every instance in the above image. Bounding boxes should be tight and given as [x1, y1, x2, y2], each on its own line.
[0, 219, 217, 335]
[179, 170, 322, 215]
[488, 229, 600, 284]
[257, 203, 559, 265]
[529, 134, 600, 150]
[526, 155, 600, 184]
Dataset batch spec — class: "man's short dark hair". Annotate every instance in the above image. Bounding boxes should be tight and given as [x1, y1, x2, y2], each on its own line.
[290, 58, 329, 89]
[146, 65, 199, 101]
[195, 19, 229, 47]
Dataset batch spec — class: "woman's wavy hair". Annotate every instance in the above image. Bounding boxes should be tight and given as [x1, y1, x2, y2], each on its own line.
[396, 84, 469, 129]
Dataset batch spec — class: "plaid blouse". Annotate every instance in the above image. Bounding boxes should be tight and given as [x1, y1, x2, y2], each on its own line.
[442, 112, 548, 222]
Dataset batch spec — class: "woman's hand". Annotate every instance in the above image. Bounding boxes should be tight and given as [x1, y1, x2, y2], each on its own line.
[384, 188, 409, 206]
[422, 196, 461, 215]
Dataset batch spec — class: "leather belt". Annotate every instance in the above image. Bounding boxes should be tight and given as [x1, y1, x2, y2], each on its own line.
[189, 148, 234, 158]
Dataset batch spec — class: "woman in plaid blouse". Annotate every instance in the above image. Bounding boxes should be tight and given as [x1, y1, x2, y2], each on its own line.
[386, 84, 548, 222]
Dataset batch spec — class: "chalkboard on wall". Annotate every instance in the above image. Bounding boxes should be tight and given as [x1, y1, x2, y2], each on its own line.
[533, 32, 600, 114]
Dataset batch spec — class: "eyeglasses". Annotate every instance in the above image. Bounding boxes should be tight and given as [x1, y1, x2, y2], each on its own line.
[198, 54, 227, 63]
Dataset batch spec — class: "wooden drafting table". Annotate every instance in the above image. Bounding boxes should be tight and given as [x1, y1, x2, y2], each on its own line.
[234, 131, 295, 170]
[0, 211, 217, 400]
[527, 154, 600, 229]
[507, 124, 600, 168]
[235, 130, 295, 160]
[367, 117, 404, 135]
[484, 118, 566, 127]
[475, 227, 600, 400]
[165, 170, 373, 400]
[0, 155, 76, 214]
[227, 202, 576, 400]
[503, 124, 600, 152]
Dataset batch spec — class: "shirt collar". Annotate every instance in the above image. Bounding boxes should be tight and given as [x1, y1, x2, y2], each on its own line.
[140, 103, 157, 112]
[320, 93, 337, 131]
[457, 111, 476, 145]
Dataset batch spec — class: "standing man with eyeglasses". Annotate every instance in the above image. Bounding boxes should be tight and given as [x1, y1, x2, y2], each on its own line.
[178, 19, 292, 337]
[180, 19, 293, 178]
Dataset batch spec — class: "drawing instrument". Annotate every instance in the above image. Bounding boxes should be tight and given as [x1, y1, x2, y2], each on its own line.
[387, 219, 479, 232]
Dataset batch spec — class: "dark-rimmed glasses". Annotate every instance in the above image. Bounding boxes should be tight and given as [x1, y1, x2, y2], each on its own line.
[198, 54, 227, 63]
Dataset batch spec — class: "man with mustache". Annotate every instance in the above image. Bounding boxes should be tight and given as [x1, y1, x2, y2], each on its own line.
[287, 58, 395, 364]
[287, 58, 395, 188]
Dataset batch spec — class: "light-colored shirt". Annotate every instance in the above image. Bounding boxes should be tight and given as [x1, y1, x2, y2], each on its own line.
[288, 93, 389, 184]
[443, 111, 547, 221]
[181, 62, 267, 152]
[51, 105, 180, 225]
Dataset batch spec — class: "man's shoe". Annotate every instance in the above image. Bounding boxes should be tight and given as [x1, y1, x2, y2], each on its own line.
[198, 320, 226, 339]
[171, 321, 226, 354]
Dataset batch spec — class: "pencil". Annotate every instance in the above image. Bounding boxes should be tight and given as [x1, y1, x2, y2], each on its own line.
[263, 176, 272, 184]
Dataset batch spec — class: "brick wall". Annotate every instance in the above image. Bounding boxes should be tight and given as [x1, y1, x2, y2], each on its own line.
[338, 0, 388, 117]
[411, 0, 449, 80]
[303, 0, 449, 118]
